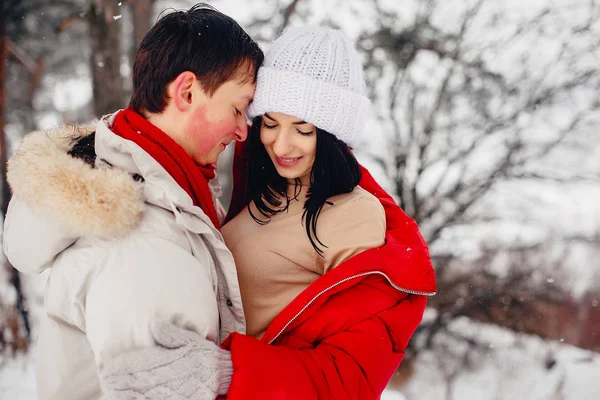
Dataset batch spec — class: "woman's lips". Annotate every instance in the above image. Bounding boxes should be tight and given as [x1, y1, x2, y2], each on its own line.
[275, 156, 302, 167]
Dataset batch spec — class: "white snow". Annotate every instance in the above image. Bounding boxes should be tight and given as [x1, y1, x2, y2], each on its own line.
[403, 318, 600, 399]
[0, 352, 36, 399]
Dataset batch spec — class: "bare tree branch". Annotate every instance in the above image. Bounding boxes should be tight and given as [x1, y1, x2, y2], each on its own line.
[278, 0, 302, 34]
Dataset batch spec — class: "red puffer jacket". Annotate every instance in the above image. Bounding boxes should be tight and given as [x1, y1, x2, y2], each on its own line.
[220, 142, 437, 399]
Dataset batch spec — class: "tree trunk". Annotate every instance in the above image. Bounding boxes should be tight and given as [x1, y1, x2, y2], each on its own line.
[0, 25, 7, 150]
[129, 0, 155, 65]
[0, 35, 9, 215]
[88, 0, 126, 116]
[0, 12, 30, 355]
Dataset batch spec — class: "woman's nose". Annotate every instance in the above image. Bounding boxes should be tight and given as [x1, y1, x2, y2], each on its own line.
[272, 132, 291, 155]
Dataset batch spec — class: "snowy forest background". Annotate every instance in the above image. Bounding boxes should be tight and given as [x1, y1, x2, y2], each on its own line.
[1, 0, 600, 398]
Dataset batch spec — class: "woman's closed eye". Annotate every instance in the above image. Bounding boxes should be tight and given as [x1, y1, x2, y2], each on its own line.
[296, 129, 314, 136]
[262, 122, 277, 129]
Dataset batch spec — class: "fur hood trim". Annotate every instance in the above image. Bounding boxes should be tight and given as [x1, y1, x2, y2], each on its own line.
[7, 122, 145, 238]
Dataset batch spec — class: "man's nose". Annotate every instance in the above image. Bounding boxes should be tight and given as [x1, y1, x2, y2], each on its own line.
[234, 122, 248, 142]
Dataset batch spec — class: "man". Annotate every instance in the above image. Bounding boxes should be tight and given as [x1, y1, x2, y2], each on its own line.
[2, 4, 263, 399]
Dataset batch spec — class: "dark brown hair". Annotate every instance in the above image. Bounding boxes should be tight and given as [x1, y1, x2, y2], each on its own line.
[129, 3, 263, 115]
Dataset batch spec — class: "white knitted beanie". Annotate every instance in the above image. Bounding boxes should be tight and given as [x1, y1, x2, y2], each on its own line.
[247, 26, 371, 145]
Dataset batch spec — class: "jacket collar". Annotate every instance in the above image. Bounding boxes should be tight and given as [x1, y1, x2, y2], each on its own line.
[96, 112, 221, 230]
[6, 111, 221, 240]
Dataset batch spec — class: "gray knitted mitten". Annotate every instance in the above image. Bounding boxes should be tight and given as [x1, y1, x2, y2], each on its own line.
[100, 320, 233, 400]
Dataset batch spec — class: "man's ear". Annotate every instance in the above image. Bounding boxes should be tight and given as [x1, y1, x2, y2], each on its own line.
[170, 71, 198, 112]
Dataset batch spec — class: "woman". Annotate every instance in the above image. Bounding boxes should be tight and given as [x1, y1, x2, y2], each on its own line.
[102, 27, 436, 399]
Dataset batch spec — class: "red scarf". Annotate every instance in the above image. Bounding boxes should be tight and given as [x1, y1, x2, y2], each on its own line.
[111, 108, 220, 229]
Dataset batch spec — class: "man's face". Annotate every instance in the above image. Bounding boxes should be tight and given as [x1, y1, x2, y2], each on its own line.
[183, 77, 255, 166]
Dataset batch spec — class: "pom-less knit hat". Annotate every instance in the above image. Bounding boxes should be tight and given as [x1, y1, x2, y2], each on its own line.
[247, 26, 371, 145]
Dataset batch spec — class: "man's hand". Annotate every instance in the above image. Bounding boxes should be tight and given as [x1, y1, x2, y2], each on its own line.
[100, 320, 233, 400]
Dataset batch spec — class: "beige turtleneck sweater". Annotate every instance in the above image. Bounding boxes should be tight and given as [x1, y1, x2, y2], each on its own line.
[221, 186, 386, 339]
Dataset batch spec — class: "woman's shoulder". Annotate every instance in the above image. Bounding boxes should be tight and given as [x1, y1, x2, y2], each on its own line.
[320, 187, 386, 237]
[326, 186, 384, 218]
[318, 186, 386, 271]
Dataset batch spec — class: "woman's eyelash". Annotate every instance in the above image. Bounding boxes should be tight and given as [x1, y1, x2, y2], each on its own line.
[234, 108, 242, 115]
[262, 123, 313, 136]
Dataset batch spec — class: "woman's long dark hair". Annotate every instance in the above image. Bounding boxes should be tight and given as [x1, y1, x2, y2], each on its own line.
[246, 116, 362, 256]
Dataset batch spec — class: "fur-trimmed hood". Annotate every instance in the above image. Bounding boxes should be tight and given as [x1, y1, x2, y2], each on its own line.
[6, 121, 145, 239]
[3, 113, 225, 275]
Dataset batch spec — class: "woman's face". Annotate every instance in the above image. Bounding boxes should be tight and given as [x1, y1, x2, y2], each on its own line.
[260, 112, 317, 183]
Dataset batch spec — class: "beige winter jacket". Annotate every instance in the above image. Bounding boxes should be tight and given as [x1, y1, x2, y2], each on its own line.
[2, 112, 245, 400]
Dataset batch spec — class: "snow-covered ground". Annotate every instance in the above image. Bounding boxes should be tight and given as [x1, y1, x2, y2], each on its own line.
[403, 318, 600, 400]
[0, 353, 36, 400]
